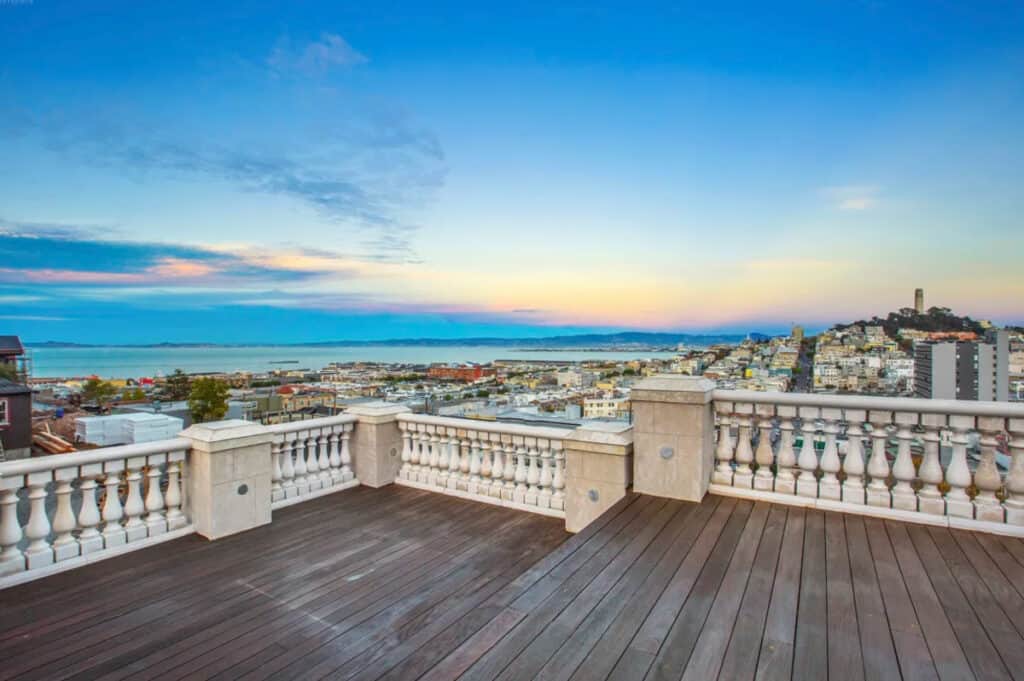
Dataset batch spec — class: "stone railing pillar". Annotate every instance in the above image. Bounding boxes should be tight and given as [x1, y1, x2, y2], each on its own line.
[180, 420, 274, 540]
[346, 403, 411, 487]
[631, 375, 715, 502]
[563, 423, 633, 533]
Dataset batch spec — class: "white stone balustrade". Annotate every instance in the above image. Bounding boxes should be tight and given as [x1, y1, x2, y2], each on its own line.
[395, 414, 567, 518]
[267, 415, 357, 509]
[709, 389, 1024, 536]
[0, 438, 191, 581]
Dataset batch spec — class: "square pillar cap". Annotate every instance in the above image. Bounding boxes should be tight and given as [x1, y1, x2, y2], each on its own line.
[632, 374, 716, 404]
[181, 419, 274, 453]
[346, 401, 411, 423]
[565, 422, 633, 456]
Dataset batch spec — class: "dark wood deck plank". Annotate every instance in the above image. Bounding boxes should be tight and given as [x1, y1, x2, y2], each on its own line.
[754, 506, 805, 681]
[457, 496, 669, 681]
[862, 517, 940, 681]
[679, 501, 772, 681]
[793, 509, 828, 681]
[844, 515, 901, 681]
[566, 495, 729, 681]
[826, 511, 866, 681]
[620, 499, 753, 681]
[885, 521, 975, 681]
[413, 494, 651, 681]
[929, 528, 1024, 681]
[717, 504, 786, 681]
[496, 500, 687, 681]
[907, 525, 1012, 681]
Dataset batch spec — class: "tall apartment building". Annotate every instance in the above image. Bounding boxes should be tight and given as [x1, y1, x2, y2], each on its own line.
[914, 330, 1009, 401]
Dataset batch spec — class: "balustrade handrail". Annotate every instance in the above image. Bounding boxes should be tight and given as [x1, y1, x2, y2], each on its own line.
[0, 437, 191, 478]
[265, 414, 358, 435]
[396, 413, 570, 441]
[713, 388, 1024, 418]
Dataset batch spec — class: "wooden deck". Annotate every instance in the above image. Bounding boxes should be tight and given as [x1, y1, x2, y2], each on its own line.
[4, 487, 1024, 680]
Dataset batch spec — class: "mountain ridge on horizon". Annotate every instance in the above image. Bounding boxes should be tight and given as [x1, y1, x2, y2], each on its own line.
[24, 331, 758, 349]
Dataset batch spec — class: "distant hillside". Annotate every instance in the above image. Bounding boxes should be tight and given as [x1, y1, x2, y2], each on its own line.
[835, 306, 985, 338]
[27, 331, 749, 349]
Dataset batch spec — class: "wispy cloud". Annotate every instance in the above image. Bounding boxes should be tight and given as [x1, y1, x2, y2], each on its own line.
[267, 33, 368, 77]
[0, 220, 356, 287]
[822, 185, 880, 211]
[1, 30, 445, 261]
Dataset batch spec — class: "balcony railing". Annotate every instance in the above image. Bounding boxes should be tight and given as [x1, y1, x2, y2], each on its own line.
[267, 414, 357, 509]
[395, 413, 568, 518]
[708, 389, 1024, 534]
[0, 438, 191, 585]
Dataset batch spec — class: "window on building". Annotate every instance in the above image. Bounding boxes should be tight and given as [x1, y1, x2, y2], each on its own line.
[0, 399, 7, 426]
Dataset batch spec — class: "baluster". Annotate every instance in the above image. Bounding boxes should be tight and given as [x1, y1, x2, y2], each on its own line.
[165, 452, 187, 530]
[22, 472, 53, 569]
[0, 479, 24, 575]
[866, 411, 893, 508]
[51, 467, 80, 562]
[796, 407, 820, 498]
[477, 436, 491, 493]
[502, 435, 517, 500]
[436, 431, 451, 488]
[841, 410, 867, 505]
[1005, 418, 1024, 526]
[446, 429, 460, 490]
[293, 433, 310, 496]
[891, 412, 919, 511]
[489, 436, 505, 498]
[817, 408, 842, 501]
[774, 406, 797, 495]
[271, 440, 285, 502]
[408, 426, 422, 480]
[974, 416, 1006, 522]
[753, 404, 776, 491]
[468, 432, 483, 493]
[526, 440, 541, 506]
[305, 432, 322, 491]
[732, 403, 755, 489]
[145, 455, 168, 536]
[713, 401, 735, 485]
[514, 442, 529, 503]
[538, 440, 554, 508]
[326, 429, 341, 484]
[281, 435, 297, 498]
[946, 415, 975, 518]
[340, 425, 354, 482]
[77, 464, 105, 554]
[123, 457, 148, 542]
[918, 414, 946, 515]
[428, 429, 441, 486]
[551, 442, 566, 510]
[399, 422, 412, 480]
[419, 428, 433, 484]
[458, 436, 471, 491]
[101, 463, 127, 547]
[317, 431, 332, 486]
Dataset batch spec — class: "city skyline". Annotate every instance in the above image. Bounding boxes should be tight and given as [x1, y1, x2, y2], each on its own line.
[2, 1, 1023, 343]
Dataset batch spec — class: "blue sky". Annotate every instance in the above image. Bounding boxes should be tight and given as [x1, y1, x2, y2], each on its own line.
[1, 1, 1022, 343]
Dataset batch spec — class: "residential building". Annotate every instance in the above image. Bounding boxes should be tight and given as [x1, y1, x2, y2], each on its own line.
[914, 333, 1009, 401]
[0, 378, 32, 460]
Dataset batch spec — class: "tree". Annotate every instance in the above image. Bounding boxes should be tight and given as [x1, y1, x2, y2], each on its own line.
[0, 363, 16, 382]
[188, 378, 230, 423]
[122, 387, 146, 401]
[164, 369, 192, 401]
[82, 378, 118, 410]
